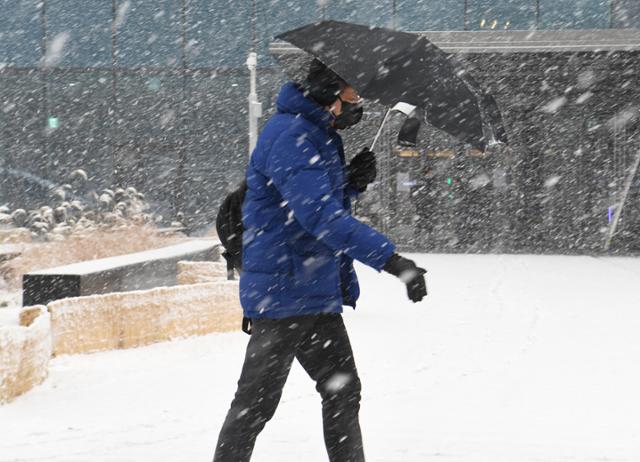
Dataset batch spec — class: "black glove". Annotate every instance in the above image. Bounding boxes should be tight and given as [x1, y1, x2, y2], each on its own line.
[347, 147, 377, 193]
[382, 253, 427, 303]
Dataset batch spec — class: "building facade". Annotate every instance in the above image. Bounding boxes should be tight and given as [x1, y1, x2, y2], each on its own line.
[1, 1, 639, 253]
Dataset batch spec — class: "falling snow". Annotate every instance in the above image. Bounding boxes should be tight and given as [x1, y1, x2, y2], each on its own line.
[2, 2, 640, 461]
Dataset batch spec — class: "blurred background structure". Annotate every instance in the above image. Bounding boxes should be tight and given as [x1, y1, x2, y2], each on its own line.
[1, 0, 639, 254]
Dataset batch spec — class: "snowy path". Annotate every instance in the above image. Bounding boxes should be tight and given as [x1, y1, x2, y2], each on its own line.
[1, 254, 640, 462]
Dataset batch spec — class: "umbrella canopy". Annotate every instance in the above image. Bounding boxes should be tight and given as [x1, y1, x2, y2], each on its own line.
[275, 20, 508, 151]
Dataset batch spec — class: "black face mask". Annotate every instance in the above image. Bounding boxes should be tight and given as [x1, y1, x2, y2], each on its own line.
[333, 98, 363, 130]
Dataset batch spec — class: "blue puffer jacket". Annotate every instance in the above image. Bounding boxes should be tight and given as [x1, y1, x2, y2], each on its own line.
[240, 82, 396, 319]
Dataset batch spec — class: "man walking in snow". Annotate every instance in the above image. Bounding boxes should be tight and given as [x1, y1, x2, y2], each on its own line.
[213, 60, 427, 462]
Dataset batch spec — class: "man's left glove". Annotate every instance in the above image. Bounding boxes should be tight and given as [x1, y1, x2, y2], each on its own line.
[382, 253, 428, 303]
[347, 147, 377, 193]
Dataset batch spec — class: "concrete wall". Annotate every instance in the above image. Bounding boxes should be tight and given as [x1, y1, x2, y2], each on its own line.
[0, 306, 51, 404]
[1, 254, 241, 403]
[176, 260, 229, 285]
[47, 281, 241, 356]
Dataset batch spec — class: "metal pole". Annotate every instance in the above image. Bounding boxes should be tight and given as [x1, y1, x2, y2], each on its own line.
[609, 0, 616, 28]
[370, 109, 393, 152]
[535, 0, 540, 29]
[463, 0, 469, 31]
[371, 102, 417, 151]
[40, 0, 49, 178]
[246, 0, 262, 156]
[111, 0, 121, 186]
[604, 149, 640, 251]
[246, 52, 262, 155]
[251, 0, 257, 51]
[392, 0, 397, 30]
[176, 0, 188, 219]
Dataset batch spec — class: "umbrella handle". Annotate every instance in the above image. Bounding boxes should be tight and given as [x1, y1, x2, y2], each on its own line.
[370, 108, 393, 152]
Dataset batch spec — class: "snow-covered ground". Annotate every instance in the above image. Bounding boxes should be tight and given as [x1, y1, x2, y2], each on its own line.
[1, 253, 639, 462]
[0, 307, 19, 326]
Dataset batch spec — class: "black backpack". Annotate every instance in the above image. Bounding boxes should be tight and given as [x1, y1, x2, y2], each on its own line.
[215, 180, 247, 280]
[216, 180, 253, 335]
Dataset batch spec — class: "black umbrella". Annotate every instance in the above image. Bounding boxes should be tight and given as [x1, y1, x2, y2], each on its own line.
[275, 20, 508, 151]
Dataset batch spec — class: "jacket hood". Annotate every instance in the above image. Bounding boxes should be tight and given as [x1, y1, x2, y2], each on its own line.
[276, 82, 334, 130]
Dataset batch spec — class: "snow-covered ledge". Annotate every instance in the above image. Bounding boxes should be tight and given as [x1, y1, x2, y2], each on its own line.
[23, 239, 221, 306]
[177, 260, 229, 285]
[47, 281, 242, 356]
[0, 306, 52, 404]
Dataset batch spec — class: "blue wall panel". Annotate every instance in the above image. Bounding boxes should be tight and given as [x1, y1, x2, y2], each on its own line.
[256, 0, 321, 66]
[187, 0, 250, 68]
[540, 0, 610, 29]
[612, 0, 640, 28]
[467, 0, 536, 30]
[116, 0, 182, 68]
[0, 0, 43, 66]
[46, 0, 111, 67]
[397, 0, 465, 31]
[326, 0, 391, 27]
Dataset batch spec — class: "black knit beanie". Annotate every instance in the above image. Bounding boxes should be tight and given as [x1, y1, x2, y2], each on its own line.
[303, 59, 343, 107]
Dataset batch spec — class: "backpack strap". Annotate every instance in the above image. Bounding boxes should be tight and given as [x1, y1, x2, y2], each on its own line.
[242, 317, 252, 335]
[222, 250, 236, 280]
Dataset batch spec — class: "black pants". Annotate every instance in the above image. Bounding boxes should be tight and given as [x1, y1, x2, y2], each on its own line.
[213, 313, 365, 462]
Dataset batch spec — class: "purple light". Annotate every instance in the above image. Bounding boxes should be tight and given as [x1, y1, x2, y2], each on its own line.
[608, 206, 614, 223]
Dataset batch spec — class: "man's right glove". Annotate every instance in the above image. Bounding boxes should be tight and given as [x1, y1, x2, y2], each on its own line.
[347, 147, 377, 193]
[382, 253, 428, 303]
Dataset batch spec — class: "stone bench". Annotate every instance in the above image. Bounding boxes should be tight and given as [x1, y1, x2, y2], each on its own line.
[23, 240, 220, 306]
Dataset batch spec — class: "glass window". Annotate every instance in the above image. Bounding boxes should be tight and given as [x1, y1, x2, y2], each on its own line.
[116, 0, 182, 68]
[45, 71, 114, 184]
[0, 0, 43, 67]
[468, 0, 537, 31]
[0, 72, 45, 178]
[397, 0, 465, 31]
[115, 72, 182, 138]
[612, 0, 640, 28]
[539, 0, 610, 29]
[116, 140, 179, 217]
[111, 71, 183, 214]
[183, 69, 249, 172]
[187, 0, 251, 68]
[182, 69, 251, 226]
[45, 0, 111, 67]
